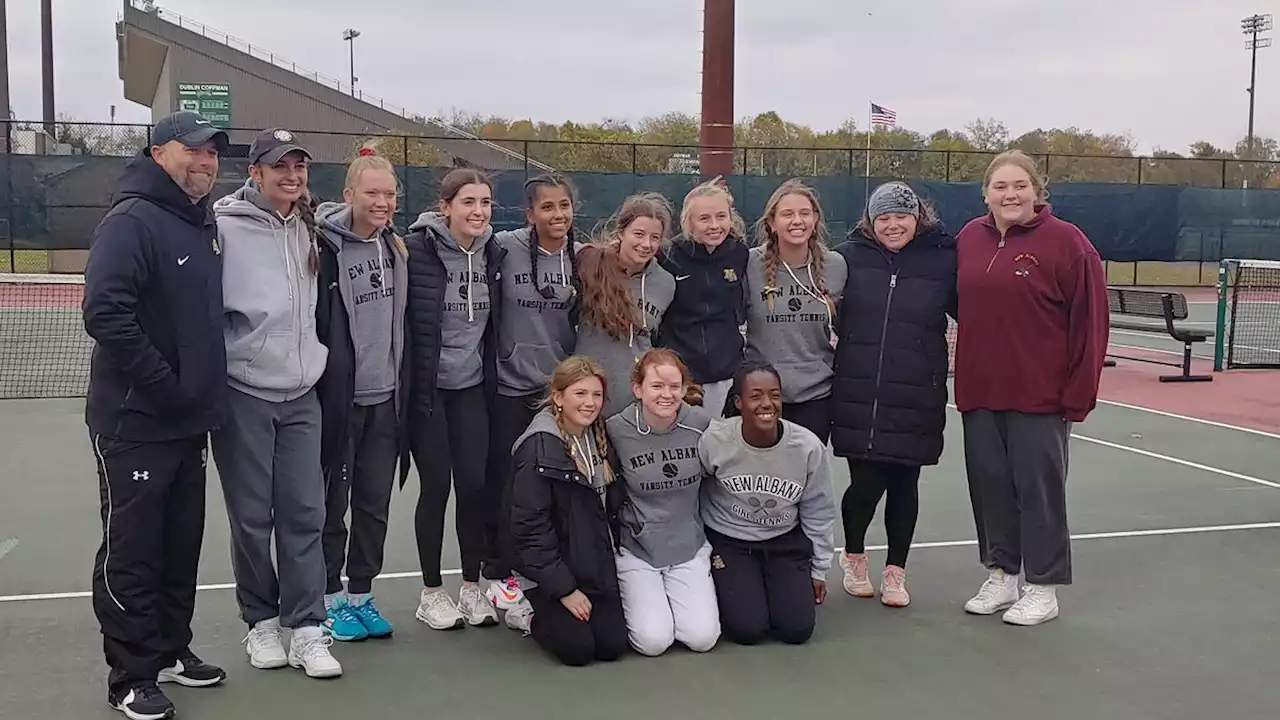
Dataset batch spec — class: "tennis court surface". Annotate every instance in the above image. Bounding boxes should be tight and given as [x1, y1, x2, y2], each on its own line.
[2, 391, 1279, 720]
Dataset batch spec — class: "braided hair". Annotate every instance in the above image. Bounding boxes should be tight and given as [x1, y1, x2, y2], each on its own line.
[524, 173, 581, 304]
[296, 190, 320, 276]
[537, 355, 616, 486]
[752, 179, 832, 312]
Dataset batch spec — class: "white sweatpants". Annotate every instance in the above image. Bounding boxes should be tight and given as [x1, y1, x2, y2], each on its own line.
[616, 542, 721, 656]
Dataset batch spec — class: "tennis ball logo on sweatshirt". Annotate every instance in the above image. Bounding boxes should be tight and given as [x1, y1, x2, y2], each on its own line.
[662, 462, 679, 479]
[788, 297, 803, 313]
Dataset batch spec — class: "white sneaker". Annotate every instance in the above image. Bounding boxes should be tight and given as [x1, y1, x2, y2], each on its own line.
[840, 552, 875, 598]
[415, 588, 465, 630]
[243, 617, 288, 669]
[485, 576, 527, 611]
[288, 626, 343, 678]
[458, 583, 499, 627]
[964, 568, 1021, 615]
[1002, 584, 1059, 626]
[504, 598, 534, 635]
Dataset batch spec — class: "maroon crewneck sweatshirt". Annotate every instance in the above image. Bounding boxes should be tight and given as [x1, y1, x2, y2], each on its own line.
[954, 205, 1109, 423]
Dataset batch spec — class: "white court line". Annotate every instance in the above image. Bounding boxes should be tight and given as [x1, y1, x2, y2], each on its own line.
[3, 521, 1278, 605]
[1096, 399, 1280, 441]
[1071, 435, 1280, 489]
[945, 405, 1279, 489]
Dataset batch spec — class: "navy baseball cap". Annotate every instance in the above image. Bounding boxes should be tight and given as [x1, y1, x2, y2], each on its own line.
[152, 111, 229, 152]
[248, 128, 312, 166]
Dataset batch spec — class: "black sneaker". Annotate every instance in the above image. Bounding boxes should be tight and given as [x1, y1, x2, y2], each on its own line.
[109, 684, 175, 720]
[157, 653, 227, 688]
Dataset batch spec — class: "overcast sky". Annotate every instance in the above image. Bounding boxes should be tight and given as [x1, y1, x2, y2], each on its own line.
[5, 0, 1278, 154]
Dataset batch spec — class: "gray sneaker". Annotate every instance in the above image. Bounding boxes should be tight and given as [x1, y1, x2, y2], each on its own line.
[415, 588, 465, 630]
[458, 584, 499, 627]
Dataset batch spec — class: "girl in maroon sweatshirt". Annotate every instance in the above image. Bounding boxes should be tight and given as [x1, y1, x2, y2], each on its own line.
[954, 150, 1108, 627]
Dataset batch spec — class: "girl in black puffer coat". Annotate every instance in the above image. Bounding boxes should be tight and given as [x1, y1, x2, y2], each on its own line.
[831, 182, 957, 609]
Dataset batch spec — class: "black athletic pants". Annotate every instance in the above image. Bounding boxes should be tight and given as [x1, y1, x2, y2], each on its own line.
[90, 431, 207, 697]
[482, 391, 542, 581]
[527, 587, 627, 667]
[782, 395, 831, 445]
[412, 385, 489, 586]
[962, 410, 1072, 586]
[323, 399, 399, 595]
[842, 459, 922, 569]
[706, 526, 816, 646]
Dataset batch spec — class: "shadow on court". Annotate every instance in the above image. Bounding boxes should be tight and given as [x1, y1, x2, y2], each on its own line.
[2, 397, 1279, 719]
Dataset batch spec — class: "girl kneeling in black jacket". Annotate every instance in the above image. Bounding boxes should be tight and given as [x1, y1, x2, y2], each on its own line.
[509, 355, 628, 666]
[831, 182, 957, 608]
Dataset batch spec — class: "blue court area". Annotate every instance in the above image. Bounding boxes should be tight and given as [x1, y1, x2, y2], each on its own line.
[2, 397, 1279, 719]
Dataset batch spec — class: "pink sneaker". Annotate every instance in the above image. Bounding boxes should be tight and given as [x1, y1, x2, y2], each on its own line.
[840, 553, 875, 598]
[880, 565, 910, 607]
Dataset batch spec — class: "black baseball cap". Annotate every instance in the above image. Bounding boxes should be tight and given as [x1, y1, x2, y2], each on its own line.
[152, 111, 229, 152]
[248, 128, 312, 166]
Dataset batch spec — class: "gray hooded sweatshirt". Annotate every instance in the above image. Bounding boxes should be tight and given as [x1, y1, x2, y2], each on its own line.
[214, 182, 328, 403]
[408, 211, 491, 391]
[494, 227, 577, 397]
[574, 255, 676, 419]
[698, 417, 837, 580]
[744, 245, 848, 404]
[606, 401, 712, 569]
[315, 201, 407, 406]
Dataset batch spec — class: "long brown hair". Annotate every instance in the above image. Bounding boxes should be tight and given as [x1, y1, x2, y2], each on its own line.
[537, 355, 615, 484]
[578, 192, 673, 341]
[630, 347, 704, 408]
[752, 179, 832, 311]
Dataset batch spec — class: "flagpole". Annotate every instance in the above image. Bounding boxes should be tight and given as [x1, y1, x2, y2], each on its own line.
[863, 102, 873, 207]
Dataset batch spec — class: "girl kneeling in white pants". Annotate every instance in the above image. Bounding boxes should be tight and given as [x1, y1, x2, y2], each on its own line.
[605, 348, 721, 656]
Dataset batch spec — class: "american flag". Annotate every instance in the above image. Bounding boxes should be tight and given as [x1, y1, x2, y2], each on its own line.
[870, 103, 897, 130]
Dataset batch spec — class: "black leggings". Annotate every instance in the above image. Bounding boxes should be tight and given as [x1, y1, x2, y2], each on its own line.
[841, 459, 921, 569]
[412, 385, 489, 586]
[706, 526, 815, 646]
[481, 392, 542, 581]
[527, 588, 627, 667]
[782, 395, 831, 445]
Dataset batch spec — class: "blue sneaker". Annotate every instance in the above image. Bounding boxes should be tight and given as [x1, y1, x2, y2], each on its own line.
[324, 597, 369, 642]
[349, 595, 394, 638]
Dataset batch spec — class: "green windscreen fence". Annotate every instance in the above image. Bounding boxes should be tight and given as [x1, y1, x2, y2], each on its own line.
[3, 155, 1280, 265]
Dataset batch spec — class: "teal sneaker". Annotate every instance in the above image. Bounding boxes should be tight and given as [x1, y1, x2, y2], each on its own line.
[324, 597, 369, 642]
[350, 595, 394, 638]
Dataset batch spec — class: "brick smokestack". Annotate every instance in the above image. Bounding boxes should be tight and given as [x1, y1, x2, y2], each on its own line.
[699, 0, 734, 178]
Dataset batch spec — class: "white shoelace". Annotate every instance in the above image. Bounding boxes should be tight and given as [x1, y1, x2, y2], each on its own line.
[296, 633, 335, 662]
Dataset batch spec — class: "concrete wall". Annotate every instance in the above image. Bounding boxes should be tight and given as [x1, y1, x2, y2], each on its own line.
[118, 4, 535, 170]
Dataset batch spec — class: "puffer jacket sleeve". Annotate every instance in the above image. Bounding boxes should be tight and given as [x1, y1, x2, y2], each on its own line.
[509, 434, 577, 599]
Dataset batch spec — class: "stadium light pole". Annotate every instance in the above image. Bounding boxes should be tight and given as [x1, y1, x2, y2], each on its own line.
[1242, 13, 1272, 161]
[343, 28, 360, 97]
[699, 0, 735, 179]
[1, 0, 9, 150]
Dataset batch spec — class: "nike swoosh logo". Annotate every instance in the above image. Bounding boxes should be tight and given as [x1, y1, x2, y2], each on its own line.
[676, 275, 691, 281]
[178, 256, 190, 266]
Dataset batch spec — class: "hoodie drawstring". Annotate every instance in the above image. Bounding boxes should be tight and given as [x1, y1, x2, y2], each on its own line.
[629, 269, 648, 349]
[783, 260, 833, 337]
[464, 248, 476, 322]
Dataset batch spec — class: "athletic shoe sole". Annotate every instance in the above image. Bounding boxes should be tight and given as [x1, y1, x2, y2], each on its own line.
[109, 699, 174, 720]
[156, 667, 226, 687]
[414, 607, 465, 630]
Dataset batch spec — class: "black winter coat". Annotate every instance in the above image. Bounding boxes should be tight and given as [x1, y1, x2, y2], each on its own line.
[399, 228, 506, 485]
[82, 150, 227, 442]
[830, 225, 957, 467]
[509, 429, 625, 599]
[657, 236, 749, 385]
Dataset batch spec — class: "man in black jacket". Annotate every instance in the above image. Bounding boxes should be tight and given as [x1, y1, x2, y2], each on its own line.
[83, 111, 230, 720]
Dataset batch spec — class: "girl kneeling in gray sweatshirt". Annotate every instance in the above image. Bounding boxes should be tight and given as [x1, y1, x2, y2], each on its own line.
[605, 348, 720, 657]
[698, 359, 837, 646]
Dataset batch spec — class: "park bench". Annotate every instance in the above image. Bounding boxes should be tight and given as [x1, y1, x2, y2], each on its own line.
[1106, 287, 1213, 383]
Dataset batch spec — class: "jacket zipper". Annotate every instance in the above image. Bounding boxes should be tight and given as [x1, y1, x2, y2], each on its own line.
[985, 233, 1007, 273]
[866, 270, 898, 452]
